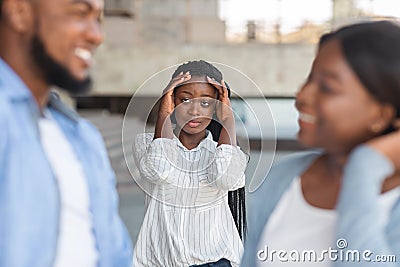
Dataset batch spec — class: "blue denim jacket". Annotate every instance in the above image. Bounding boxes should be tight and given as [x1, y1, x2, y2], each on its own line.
[241, 146, 400, 266]
[0, 59, 133, 267]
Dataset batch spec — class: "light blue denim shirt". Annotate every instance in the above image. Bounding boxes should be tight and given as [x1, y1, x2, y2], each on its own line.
[241, 146, 400, 266]
[0, 59, 133, 267]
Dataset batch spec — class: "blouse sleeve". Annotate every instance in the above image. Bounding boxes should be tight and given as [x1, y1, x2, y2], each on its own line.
[206, 144, 248, 191]
[334, 145, 400, 266]
[133, 133, 179, 185]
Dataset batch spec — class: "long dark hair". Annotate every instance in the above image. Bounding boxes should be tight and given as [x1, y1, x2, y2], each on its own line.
[319, 21, 400, 134]
[171, 60, 247, 240]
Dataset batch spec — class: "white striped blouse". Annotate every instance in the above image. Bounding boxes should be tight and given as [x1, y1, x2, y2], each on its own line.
[132, 132, 247, 267]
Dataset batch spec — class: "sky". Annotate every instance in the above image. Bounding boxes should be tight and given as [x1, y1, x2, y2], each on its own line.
[219, 0, 400, 34]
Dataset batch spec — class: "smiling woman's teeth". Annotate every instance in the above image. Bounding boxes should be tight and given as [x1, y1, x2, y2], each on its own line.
[299, 113, 316, 124]
[75, 48, 92, 62]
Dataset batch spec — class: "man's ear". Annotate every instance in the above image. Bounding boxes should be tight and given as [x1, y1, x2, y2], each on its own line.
[2, 0, 34, 33]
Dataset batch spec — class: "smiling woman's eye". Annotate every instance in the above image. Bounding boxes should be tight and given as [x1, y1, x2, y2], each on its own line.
[181, 98, 191, 104]
[319, 82, 334, 93]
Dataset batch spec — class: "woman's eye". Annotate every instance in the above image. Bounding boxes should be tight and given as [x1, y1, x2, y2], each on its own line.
[319, 83, 333, 93]
[201, 101, 210, 107]
[182, 98, 191, 104]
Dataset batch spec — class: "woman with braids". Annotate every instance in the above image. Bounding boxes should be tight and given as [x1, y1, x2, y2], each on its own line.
[241, 21, 400, 267]
[133, 60, 248, 267]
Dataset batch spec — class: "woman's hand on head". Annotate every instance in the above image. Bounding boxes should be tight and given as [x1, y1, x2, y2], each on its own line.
[159, 71, 191, 116]
[154, 71, 191, 140]
[206, 76, 234, 124]
[207, 76, 237, 146]
[367, 119, 400, 171]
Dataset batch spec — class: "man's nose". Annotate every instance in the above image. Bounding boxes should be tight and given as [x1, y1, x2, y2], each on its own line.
[86, 20, 104, 47]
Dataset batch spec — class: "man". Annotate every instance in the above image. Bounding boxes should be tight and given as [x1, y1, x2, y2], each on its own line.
[0, 0, 133, 266]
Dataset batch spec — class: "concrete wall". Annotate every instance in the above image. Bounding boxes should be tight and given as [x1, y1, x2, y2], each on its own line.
[97, 1, 319, 98]
[91, 43, 316, 97]
[138, 0, 219, 18]
[130, 0, 225, 44]
[104, 0, 134, 16]
[332, 0, 359, 29]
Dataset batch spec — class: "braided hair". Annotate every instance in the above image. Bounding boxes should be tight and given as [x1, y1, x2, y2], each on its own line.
[171, 60, 247, 240]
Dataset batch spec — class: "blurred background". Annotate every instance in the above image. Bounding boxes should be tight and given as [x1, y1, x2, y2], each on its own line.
[68, 0, 399, 243]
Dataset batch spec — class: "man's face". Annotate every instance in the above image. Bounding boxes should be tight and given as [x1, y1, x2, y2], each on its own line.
[31, 0, 104, 93]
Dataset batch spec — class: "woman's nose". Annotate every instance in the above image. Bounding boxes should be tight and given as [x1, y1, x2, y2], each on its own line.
[188, 101, 201, 116]
[295, 80, 317, 111]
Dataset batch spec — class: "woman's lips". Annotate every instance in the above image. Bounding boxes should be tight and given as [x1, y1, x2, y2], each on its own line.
[187, 120, 202, 128]
[298, 112, 316, 124]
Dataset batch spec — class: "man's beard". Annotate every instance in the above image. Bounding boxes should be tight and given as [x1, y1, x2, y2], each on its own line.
[30, 34, 92, 95]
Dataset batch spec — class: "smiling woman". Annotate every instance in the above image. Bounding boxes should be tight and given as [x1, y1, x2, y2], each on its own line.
[241, 20, 400, 267]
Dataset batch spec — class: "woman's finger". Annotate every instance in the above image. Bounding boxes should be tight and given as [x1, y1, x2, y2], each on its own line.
[171, 72, 191, 87]
[207, 76, 224, 98]
[220, 79, 228, 99]
[172, 71, 189, 82]
[163, 72, 191, 95]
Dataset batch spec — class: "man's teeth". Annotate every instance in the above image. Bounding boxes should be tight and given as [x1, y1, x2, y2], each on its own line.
[299, 113, 316, 124]
[75, 48, 92, 61]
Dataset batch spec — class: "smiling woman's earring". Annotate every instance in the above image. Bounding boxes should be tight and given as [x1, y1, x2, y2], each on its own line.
[370, 122, 384, 133]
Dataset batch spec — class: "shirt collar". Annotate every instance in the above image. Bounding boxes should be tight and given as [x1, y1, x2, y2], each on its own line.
[0, 58, 32, 101]
[0, 58, 79, 124]
[48, 91, 79, 123]
[173, 130, 216, 152]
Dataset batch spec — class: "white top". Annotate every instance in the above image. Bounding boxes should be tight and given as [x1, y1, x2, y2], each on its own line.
[39, 114, 98, 267]
[132, 132, 247, 267]
[256, 177, 400, 267]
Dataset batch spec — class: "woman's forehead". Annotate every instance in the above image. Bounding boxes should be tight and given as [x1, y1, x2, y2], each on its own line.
[178, 75, 222, 87]
[175, 82, 218, 97]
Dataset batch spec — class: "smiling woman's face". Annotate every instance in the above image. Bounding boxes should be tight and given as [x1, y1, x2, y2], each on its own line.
[173, 80, 217, 136]
[295, 39, 393, 154]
